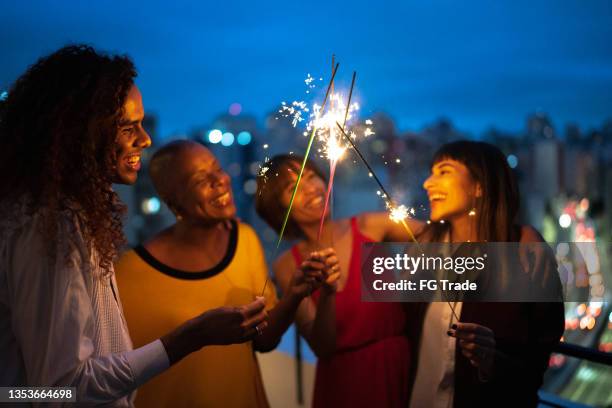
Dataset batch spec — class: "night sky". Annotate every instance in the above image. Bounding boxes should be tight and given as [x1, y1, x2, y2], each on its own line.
[2, 0, 611, 139]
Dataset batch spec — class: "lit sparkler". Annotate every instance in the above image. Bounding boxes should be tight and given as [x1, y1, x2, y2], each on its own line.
[336, 123, 462, 320]
[317, 71, 357, 242]
[275, 63, 339, 249]
[335, 122, 420, 246]
[261, 63, 340, 297]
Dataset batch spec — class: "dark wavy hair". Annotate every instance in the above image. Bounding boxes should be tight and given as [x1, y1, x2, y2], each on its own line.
[255, 154, 327, 240]
[419, 140, 520, 242]
[0, 44, 137, 273]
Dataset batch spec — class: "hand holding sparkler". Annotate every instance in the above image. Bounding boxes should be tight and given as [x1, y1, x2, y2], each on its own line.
[289, 248, 341, 297]
[261, 63, 339, 297]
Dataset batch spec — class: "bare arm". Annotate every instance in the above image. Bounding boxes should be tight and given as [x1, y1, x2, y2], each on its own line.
[358, 212, 425, 242]
[251, 286, 305, 352]
[273, 251, 338, 359]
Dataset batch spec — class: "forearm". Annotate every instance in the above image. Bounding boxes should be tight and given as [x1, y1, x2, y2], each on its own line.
[308, 289, 336, 358]
[160, 319, 201, 365]
[253, 292, 302, 352]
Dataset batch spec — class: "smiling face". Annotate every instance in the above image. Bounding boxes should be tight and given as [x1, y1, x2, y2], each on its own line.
[170, 144, 236, 223]
[112, 85, 151, 185]
[423, 158, 481, 222]
[280, 161, 327, 225]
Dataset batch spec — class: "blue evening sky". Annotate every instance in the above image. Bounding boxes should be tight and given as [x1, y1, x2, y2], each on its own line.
[2, 0, 611, 139]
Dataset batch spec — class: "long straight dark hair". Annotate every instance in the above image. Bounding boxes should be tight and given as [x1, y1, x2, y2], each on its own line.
[420, 140, 520, 242]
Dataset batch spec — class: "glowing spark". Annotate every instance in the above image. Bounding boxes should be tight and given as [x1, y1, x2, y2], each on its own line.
[263, 144, 269, 149]
[307, 93, 358, 161]
[259, 165, 270, 177]
[395, 158, 401, 163]
[275, 62, 339, 249]
[364, 127, 375, 137]
[365, 119, 373, 125]
[317, 71, 357, 242]
[336, 123, 420, 248]
[304, 74, 316, 94]
[279, 100, 309, 127]
[389, 205, 409, 223]
[326, 138, 346, 162]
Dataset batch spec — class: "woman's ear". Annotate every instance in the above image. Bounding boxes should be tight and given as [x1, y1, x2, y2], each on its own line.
[475, 183, 483, 198]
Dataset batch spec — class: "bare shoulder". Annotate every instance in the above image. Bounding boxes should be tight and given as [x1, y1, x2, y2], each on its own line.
[273, 249, 295, 276]
[358, 212, 386, 239]
[358, 211, 384, 226]
[273, 249, 297, 290]
[519, 225, 545, 243]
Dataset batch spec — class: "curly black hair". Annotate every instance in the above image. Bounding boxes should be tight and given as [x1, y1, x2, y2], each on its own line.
[0, 44, 137, 273]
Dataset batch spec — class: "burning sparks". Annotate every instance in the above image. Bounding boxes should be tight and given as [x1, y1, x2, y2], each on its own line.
[277, 74, 373, 162]
[326, 137, 346, 162]
[279, 101, 309, 127]
[274, 63, 340, 251]
[389, 204, 409, 223]
[304, 73, 319, 94]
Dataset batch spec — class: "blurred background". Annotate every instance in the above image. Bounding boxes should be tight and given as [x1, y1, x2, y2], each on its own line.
[2, 1, 611, 406]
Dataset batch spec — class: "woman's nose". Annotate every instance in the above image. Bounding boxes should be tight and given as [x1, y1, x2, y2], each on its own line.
[212, 171, 229, 188]
[423, 174, 435, 191]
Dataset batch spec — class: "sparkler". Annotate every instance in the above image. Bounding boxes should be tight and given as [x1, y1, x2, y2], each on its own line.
[335, 123, 420, 246]
[261, 63, 339, 298]
[336, 123, 461, 321]
[317, 72, 357, 242]
[276, 62, 339, 249]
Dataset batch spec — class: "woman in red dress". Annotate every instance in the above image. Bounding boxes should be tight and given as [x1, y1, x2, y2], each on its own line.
[256, 155, 421, 407]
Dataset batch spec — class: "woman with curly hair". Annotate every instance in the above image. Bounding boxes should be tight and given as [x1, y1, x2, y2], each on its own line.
[0, 45, 268, 406]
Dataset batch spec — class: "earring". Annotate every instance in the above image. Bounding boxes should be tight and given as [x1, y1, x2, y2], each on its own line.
[468, 208, 476, 217]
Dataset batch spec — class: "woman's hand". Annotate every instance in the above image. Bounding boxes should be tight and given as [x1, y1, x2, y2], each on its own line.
[449, 322, 496, 380]
[161, 297, 268, 364]
[288, 248, 340, 298]
[308, 248, 341, 293]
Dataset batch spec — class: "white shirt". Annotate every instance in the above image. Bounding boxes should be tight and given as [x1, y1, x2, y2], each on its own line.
[0, 200, 169, 406]
[410, 233, 463, 408]
[409, 301, 463, 408]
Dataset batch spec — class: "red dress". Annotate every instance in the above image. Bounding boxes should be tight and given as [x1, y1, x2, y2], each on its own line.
[291, 217, 411, 407]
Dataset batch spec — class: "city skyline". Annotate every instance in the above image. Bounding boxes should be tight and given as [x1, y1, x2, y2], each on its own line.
[1, 0, 611, 139]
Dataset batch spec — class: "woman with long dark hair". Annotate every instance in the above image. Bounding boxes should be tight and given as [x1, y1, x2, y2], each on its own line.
[409, 140, 564, 407]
